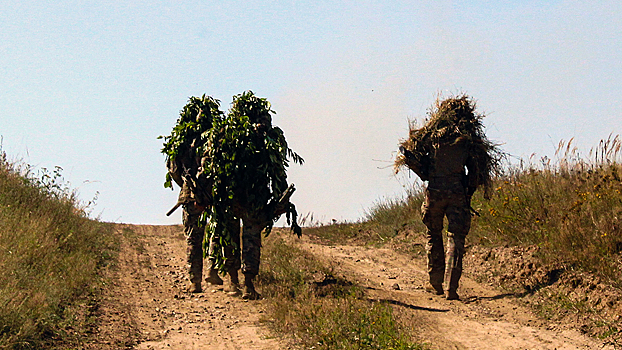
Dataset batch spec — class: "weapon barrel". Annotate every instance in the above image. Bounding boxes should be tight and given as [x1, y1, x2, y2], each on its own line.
[273, 184, 296, 216]
[166, 202, 183, 216]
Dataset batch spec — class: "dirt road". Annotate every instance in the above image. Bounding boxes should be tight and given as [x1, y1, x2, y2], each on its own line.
[88, 224, 613, 349]
[87, 224, 286, 350]
[288, 235, 614, 350]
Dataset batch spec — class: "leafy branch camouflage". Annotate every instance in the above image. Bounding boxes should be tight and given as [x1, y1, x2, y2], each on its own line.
[160, 91, 303, 272]
[159, 95, 224, 190]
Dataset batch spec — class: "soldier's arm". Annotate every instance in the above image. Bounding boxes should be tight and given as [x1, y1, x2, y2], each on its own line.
[399, 146, 430, 181]
[465, 156, 479, 196]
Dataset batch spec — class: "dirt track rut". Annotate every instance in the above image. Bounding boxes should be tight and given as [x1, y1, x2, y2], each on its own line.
[90, 224, 285, 350]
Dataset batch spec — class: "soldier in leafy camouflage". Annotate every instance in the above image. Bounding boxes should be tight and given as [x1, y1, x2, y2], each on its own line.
[233, 105, 276, 300]
[162, 96, 232, 294]
[202, 91, 302, 300]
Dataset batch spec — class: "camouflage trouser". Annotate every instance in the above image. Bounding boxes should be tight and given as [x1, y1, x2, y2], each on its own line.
[240, 216, 264, 278]
[207, 217, 242, 273]
[183, 202, 205, 284]
[421, 188, 471, 292]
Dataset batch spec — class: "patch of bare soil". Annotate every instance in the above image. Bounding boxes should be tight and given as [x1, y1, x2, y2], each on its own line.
[83, 224, 286, 350]
[286, 233, 616, 350]
[467, 245, 622, 346]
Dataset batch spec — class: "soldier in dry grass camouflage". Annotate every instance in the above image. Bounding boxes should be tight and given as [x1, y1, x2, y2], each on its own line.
[398, 95, 502, 300]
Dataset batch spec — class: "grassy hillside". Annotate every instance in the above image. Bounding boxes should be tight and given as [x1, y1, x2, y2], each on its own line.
[471, 143, 622, 285]
[0, 152, 115, 349]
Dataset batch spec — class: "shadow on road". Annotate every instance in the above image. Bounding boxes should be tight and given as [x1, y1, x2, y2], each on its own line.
[370, 298, 450, 313]
[461, 293, 517, 304]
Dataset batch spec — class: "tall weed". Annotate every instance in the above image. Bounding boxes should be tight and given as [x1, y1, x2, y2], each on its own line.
[363, 187, 426, 240]
[471, 136, 622, 285]
[306, 188, 426, 245]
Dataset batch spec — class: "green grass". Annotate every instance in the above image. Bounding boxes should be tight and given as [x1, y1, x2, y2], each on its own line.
[0, 152, 115, 349]
[258, 235, 424, 350]
[301, 188, 426, 246]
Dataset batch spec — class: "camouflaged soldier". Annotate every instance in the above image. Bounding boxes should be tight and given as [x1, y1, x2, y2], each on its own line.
[203, 91, 302, 300]
[233, 105, 277, 300]
[162, 96, 225, 294]
[398, 95, 502, 300]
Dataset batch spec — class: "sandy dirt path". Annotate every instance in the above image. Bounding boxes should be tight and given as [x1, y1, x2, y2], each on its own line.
[89, 224, 287, 350]
[90, 224, 613, 349]
[286, 234, 614, 350]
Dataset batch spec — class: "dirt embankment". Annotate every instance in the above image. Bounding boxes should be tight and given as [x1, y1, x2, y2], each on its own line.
[84, 225, 616, 349]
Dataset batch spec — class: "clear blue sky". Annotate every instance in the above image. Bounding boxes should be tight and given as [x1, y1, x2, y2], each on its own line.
[1, 1, 620, 224]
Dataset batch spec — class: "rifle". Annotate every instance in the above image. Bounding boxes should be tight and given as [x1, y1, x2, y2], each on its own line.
[166, 202, 184, 216]
[272, 184, 296, 217]
[165, 168, 212, 216]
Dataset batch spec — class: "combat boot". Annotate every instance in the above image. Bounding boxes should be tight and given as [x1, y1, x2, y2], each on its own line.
[205, 266, 224, 286]
[225, 270, 242, 296]
[187, 280, 202, 293]
[445, 290, 459, 300]
[426, 284, 444, 295]
[242, 273, 261, 300]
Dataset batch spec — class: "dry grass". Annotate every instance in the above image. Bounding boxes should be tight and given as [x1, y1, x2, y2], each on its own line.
[0, 152, 115, 349]
[470, 135, 622, 286]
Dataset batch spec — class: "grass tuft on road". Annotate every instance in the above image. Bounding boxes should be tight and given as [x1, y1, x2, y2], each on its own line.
[258, 235, 424, 350]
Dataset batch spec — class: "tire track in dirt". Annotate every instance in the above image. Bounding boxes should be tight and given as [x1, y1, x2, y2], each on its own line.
[89, 224, 286, 350]
[287, 235, 613, 350]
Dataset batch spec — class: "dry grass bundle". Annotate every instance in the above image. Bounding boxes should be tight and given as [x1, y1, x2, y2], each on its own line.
[396, 94, 504, 198]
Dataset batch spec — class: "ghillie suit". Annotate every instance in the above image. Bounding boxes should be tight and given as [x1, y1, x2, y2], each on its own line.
[200, 91, 303, 300]
[160, 95, 224, 293]
[396, 95, 504, 300]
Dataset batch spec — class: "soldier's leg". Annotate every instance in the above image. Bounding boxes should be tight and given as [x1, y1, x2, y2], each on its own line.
[241, 218, 263, 300]
[183, 203, 205, 293]
[223, 217, 242, 295]
[421, 189, 447, 295]
[444, 195, 472, 300]
[205, 234, 224, 286]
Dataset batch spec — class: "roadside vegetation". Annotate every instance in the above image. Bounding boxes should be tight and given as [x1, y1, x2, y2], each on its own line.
[471, 136, 622, 285]
[258, 235, 424, 350]
[0, 151, 115, 349]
